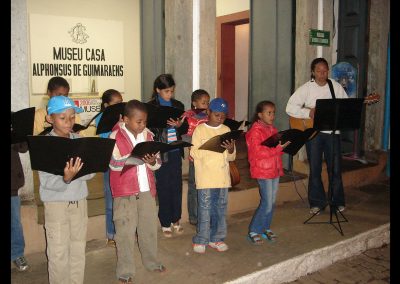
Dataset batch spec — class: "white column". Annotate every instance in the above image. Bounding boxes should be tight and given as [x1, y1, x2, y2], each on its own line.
[192, 0, 200, 91]
[317, 0, 323, 58]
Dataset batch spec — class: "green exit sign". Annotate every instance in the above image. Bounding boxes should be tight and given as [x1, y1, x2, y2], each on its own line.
[309, 29, 330, 46]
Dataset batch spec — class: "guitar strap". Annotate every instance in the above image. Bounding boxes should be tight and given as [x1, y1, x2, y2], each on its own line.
[327, 79, 336, 99]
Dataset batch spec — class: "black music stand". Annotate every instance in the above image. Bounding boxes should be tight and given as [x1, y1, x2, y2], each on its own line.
[303, 98, 364, 236]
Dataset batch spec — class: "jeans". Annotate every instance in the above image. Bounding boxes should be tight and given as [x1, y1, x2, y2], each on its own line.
[11, 196, 25, 261]
[192, 188, 228, 245]
[249, 178, 279, 234]
[187, 160, 198, 224]
[103, 169, 115, 239]
[305, 132, 345, 209]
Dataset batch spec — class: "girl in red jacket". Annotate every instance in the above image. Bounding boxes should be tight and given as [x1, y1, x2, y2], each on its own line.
[245, 100, 290, 245]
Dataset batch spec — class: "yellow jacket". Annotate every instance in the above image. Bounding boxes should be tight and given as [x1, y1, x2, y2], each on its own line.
[190, 123, 236, 189]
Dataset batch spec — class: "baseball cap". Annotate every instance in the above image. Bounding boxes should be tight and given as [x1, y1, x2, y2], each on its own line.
[47, 96, 83, 115]
[209, 98, 228, 114]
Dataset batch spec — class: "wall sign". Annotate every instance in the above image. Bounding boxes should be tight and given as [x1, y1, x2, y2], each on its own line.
[309, 29, 330, 46]
[29, 14, 125, 94]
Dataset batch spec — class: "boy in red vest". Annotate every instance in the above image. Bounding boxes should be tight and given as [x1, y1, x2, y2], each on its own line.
[109, 100, 165, 284]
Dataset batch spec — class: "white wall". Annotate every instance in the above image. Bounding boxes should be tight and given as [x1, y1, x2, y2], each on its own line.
[235, 23, 249, 121]
[26, 0, 141, 108]
[216, 0, 249, 17]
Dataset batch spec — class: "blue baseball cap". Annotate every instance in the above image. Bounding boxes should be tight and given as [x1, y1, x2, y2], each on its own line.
[47, 96, 83, 115]
[209, 98, 228, 114]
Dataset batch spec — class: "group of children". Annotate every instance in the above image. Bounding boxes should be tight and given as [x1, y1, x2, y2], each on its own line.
[13, 74, 290, 283]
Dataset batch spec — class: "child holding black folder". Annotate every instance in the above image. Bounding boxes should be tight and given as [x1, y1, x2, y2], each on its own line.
[95, 89, 123, 248]
[245, 100, 290, 245]
[147, 74, 186, 237]
[190, 98, 236, 254]
[109, 100, 165, 283]
[37, 96, 95, 284]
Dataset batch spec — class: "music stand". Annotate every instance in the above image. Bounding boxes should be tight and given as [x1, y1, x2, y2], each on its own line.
[303, 98, 364, 236]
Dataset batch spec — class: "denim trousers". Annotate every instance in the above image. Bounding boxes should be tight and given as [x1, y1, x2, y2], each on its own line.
[103, 169, 115, 239]
[192, 188, 228, 245]
[187, 160, 198, 223]
[305, 132, 345, 209]
[249, 177, 279, 234]
[11, 195, 25, 261]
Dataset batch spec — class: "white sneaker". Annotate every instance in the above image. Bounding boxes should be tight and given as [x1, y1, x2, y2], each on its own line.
[193, 243, 206, 254]
[208, 241, 229, 252]
[309, 207, 321, 215]
[336, 206, 345, 212]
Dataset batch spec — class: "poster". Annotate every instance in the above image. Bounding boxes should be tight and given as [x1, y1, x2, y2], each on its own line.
[29, 14, 124, 95]
[331, 62, 357, 98]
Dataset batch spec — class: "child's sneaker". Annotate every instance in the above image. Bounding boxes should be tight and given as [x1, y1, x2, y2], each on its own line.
[208, 241, 229, 252]
[106, 238, 116, 248]
[13, 256, 29, 272]
[161, 226, 173, 238]
[193, 243, 206, 254]
[118, 276, 133, 284]
[172, 222, 184, 234]
[261, 230, 277, 242]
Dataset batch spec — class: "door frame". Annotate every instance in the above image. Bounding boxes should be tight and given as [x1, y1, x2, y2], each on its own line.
[216, 10, 249, 118]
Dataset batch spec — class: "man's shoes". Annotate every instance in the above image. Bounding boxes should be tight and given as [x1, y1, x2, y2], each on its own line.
[208, 241, 229, 252]
[309, 207, 321, 215]
[106, 239, 116, 248]
[193, 243, 206, 254]
[13, 256, 29, 272]
[336, 206, 345, 212]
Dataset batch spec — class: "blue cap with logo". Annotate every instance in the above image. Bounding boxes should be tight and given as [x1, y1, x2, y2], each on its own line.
[47, 96, 83, 115]
[209, 98, 228, 114]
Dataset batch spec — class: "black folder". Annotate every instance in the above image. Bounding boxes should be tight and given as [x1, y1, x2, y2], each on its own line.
[223, 118, 250, 131]
[125, 140, 192, 166]
[96, 102, 126, 135]
[11, 107, 35, 144]
[27, 135, 116, 180]
[198, 130, 243, 153]
[145, 103, 185, 128]
[261, 128, 317, 156]
[39, 112, 102, 136]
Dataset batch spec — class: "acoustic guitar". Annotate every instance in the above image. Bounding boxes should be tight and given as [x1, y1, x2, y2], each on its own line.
[289, 93, 380, 131]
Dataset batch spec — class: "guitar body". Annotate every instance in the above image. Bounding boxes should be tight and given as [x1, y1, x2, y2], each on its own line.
[289, 116, 314, 131]
[229, 161, 240, 187]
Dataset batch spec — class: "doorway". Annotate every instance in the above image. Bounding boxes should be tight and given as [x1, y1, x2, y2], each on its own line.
[216, 11, 250, 120]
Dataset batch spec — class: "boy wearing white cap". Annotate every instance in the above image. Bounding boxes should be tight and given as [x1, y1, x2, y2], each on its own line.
[38, 96, 95, 284]
[190, 98, 236, 254]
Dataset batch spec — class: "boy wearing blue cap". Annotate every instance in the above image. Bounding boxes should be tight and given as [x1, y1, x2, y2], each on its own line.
[38, 96, 95, 284]
[190, 98, 236, 254]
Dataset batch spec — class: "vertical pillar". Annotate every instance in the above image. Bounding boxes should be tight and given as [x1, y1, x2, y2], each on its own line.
[12, 0, 34, 201]
[164, 0, 216, 108]
[364, 0, 390, 150]
[164, 0, 193, 109]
